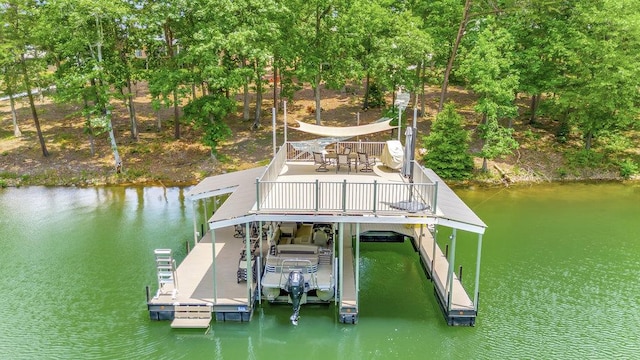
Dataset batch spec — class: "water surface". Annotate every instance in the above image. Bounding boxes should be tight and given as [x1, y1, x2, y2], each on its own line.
[0, 183, 638, 359]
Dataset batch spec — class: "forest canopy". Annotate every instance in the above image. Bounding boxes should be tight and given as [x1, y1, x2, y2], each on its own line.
[1, 0, 639, 180]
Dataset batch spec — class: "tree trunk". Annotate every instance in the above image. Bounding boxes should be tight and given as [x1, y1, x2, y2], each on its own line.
[82, 96, 95, 156]
[173, 89, 180, 139]
[242, 59, 250, 121]
[363, 70, 370, 110]
[482, 157, 488, 172]
[253, 60, 263, 130]
[420, 60, 428, 117]
[9, 93, 21, 137]
[529, 94, 538, 124]
[438, 0, 472, 112]
[20, 53, 48, 157]
[106, 110, 122, 173]
[314, 72, 322, 125]
[584, 130, 593, 151]
[127, 79, 138, 139]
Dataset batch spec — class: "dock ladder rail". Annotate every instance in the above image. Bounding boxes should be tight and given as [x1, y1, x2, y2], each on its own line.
[154, 249, 178, 299]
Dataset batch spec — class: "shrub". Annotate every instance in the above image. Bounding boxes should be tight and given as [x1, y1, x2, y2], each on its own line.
[422, 103, 473, 180]
[618, 159, 638, 179]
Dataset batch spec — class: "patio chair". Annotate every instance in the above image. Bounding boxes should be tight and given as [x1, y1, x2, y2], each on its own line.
[342, 147, 351, 155]
[336, 153, 351, 173]
[357, 152, 375, 172]
[313, 152, 331, 172]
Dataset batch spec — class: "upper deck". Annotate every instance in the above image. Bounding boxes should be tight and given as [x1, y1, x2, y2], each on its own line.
[255, 141, 437, 217]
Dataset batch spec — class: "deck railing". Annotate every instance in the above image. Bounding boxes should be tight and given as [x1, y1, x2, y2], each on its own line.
[286, 141, 387, 161]
[256, 143, 437, 215]
[256, 179, 436, 215]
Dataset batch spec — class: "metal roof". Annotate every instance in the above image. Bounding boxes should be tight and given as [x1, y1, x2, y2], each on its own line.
[190, 165, 486, 234]
[186, 167, 266, 201]
[424, 168, 487, 233]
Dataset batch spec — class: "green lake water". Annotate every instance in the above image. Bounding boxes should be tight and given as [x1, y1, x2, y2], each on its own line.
[0, 183, 638, 359]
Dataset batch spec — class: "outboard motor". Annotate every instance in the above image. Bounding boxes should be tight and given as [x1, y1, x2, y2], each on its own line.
[286, 270, 305, 325]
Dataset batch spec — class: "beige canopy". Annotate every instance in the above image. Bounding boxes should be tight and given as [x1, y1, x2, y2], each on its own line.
[293, 118, 395, 137]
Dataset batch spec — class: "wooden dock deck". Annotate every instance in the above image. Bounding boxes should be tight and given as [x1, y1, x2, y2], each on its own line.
[148, 226, 266, 324]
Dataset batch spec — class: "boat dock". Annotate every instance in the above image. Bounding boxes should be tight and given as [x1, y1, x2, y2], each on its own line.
[147, 139, 486, 328]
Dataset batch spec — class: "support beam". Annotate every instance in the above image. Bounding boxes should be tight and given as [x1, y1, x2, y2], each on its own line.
[355, 223, 360, 305]
[338, 222, 344, 307]
[245, 222, 252, 301]
[211, 229, 217, 302]
[191, 200, 198, 245]
[447, 229, 457, 312]
[474, 233, 483, 310]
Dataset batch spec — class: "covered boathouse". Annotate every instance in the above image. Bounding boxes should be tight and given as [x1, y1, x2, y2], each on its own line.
[147, 120, 486, 329]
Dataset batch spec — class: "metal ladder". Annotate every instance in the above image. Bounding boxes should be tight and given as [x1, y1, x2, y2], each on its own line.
[154, 249, 178, 299]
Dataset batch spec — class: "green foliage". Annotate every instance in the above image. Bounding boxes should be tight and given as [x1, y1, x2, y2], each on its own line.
[565, 149, 606, 169]
[422, 103, 473, 180]
[183, 95, 235, 154]
[618, 159, 638, 179]
[555, 120, 570, 144]
[477, 117, 519, 163]
[367, 82, 386, 108]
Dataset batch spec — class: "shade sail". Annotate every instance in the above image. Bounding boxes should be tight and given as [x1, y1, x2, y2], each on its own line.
[293, 118, 395, 137]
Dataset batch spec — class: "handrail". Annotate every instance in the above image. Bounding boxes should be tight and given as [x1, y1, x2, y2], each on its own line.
[256, 179, 436, 214]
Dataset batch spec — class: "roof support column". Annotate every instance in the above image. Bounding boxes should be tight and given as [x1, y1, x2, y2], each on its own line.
[211, 229, 217, 303]
[191, 199, 198, 245]
[355, 222, 360, 306]
[338, 222, 344, 307]
[473, 233, 483, 310]
[245, 222, 252, 302]
[447, 229, 457, 312]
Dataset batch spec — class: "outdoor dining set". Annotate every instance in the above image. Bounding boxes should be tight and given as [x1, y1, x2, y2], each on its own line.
[313, 147, 376, 173]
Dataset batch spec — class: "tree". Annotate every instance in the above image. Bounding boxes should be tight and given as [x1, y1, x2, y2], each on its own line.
[2, 0, 49, 156]
[183, 94, 235, 159]
[422, 103, 474, 179]
[477, 116, 518, 172]
[552, 0, 640, 150]
[459, 17, 519, 126]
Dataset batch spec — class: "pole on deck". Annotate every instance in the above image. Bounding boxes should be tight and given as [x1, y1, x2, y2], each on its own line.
[338, 222, 344, 308]
[473, 233, 483, 310]
[284, 101, 288, 144]
[447, 229, 457, 312]
[272, 108, 276, 158]
[211, 230, 217, 302]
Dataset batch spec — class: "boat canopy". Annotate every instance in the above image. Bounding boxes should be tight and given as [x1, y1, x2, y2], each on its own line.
[293, 118, 395, 138]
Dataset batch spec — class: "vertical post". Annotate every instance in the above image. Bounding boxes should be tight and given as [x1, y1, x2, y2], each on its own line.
[315, 179, 319, 212]
[356, 112, 360, 143]
[432, 181, 438, 213]
[447, 229, 457, 312]
[284, 100, 288, 144]
[397, 106, 402, 142]
[473, 233, 483, 310]
[372, 180, 377, 213]
[191, 200, 198, 245]
[201, 200, 208, 247]
[413, 107, 417, 129]
[431, 225, 437, 274]
[255, 178, 260, 211]
[338, 222, 344, 307]
[355, 222, 360, 305]
[342, 179, 347, 212]
[211, 230, 217, 302]
[246, 222, 252, 301]
[272, 107, 276, 158]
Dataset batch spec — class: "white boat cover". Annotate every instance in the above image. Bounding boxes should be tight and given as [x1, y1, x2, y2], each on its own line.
[293, 118, 395, 137]
[380, 140, 404, 169]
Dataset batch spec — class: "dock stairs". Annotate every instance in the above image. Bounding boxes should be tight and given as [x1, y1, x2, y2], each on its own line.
[171, 304, 213, 329]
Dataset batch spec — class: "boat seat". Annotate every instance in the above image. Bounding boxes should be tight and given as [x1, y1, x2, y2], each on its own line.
[313, 230, 329, 246]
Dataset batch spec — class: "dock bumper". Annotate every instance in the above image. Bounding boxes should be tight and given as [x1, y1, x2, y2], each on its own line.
[433, 289, 476, 326]
[339, 306, 358, 324]
[213, 305, 254, 322]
